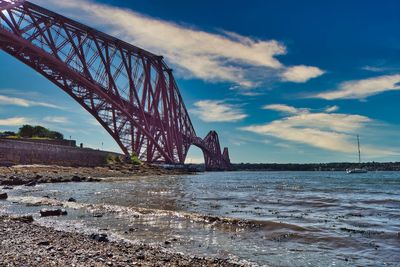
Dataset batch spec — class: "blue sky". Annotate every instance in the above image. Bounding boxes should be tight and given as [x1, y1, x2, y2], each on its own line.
[1, 0, 400, 163]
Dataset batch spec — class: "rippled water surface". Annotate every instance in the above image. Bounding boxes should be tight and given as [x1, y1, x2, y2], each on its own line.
[2, 171, 400, 266]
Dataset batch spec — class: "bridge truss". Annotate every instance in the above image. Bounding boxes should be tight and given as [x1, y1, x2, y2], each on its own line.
[0, 0, 231, 170]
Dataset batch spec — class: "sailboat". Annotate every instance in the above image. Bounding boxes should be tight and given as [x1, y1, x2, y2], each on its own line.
[346, 135, 368, 174]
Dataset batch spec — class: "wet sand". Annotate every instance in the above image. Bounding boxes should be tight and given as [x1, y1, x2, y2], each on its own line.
[0, 215, 244, 267]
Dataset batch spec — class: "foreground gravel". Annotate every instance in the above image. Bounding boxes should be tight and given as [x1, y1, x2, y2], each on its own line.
[0, 216, 244, 267]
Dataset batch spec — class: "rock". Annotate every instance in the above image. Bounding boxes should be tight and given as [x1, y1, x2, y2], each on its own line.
[40, 209, 68, 217]
[2, 186, 13, 190]
[93, 213, 103, 218]
[71, 175, 82, 182]
[10, 215, 34, 223]
[0, 192, 7, 200]
[1, 176, 26, 186]
[19, 215, 34, 223]
[50, 177, 60, 183]
[37, 241, 50, 246]
[164, 240, 171, 245]
[67, 197, 77, 202]
[90, 233, 109, 242]
[136, 253, 145, 260]
[25, 181, 37, 187]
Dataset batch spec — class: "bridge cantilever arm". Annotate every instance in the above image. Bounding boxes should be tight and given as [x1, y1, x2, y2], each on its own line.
[0, 0, 231, 170]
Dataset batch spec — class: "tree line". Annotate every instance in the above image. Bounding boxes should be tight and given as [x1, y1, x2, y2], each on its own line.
[1, 125, 64, 140]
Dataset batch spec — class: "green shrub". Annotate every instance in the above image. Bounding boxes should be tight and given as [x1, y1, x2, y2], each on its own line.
[106, 155, 125, 165]
[106, 155, 115, 165]
[130, 153, 141, 165]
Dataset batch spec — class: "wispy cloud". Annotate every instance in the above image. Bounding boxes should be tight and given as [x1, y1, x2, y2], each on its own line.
[43, 116, 70, 124]
[325, 105, 339, 113]
[314, 74, 400, 100]
[362, 65, 386, 72]
[281, 65, 325, 83]
[263, 104, 309, 114]
[0, 94, 60, 109]
[34, 0, 324, 88]
[191, 100, 247, 122]
[241, 104, 397, 156]
[264, 103, 340, 115]
[0, 117, 29, 126]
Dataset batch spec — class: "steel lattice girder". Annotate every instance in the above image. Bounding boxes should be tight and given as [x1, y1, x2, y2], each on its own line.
[0, 0, 231, 170]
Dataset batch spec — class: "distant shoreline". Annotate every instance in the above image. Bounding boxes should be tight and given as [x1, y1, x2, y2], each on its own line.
[230, 162, 400, 171]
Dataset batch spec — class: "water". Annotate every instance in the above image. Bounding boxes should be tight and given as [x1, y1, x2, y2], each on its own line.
[1, 171, 400, 266]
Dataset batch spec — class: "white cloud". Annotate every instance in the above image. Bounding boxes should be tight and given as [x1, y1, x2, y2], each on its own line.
[43, 116, 70, 124]
[34, 0, 323, 88]
[191, 100, 247, 122]
[281, 65, 325, 83]
[362, 65, 386, 72]
[325, 105, 339, 113]
[0, 94, 60, 109]
[315, 74, 400, 100]
[263, 104, 309, 114]
[241, 105, 397, 156]
[0, 117, 29, 126]
[264, 103, 340, 114]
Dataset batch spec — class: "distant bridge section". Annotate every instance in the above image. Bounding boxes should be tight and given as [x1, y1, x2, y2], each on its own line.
[0, 0, 231, 170]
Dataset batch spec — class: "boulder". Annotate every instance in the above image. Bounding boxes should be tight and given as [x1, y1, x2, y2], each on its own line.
[90, 233, 109, 242]
[67, 197, 76, 202]
[40, 209, 68, 217]
[0, 192, 8, 200]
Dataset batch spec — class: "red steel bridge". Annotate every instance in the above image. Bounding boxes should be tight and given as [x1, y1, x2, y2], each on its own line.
[0, 0, 231, 170]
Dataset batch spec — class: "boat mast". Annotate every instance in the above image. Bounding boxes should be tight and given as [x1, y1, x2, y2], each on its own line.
[357, 135, 361, 164]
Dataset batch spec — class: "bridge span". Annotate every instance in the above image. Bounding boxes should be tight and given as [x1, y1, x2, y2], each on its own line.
[0, 0, 231, 170]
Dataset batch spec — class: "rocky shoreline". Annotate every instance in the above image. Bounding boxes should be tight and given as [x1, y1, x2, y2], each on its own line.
[0, 165, 248, 267]
[0, 215, 244, 267]
[0, 163, 194, 186]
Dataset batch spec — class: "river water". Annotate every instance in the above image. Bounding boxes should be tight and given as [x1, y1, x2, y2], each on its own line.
[1, 171, 399, 266]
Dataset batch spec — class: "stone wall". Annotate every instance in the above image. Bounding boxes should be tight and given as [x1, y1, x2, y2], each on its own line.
[1, 138, 77, 147]
[0, 139, 123, 167]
